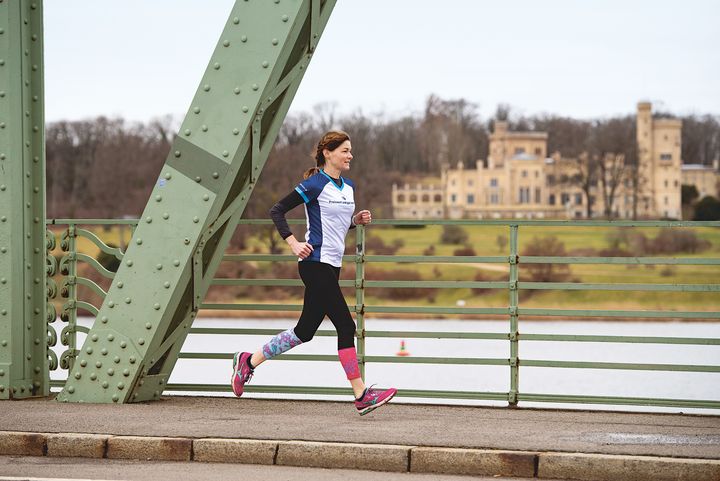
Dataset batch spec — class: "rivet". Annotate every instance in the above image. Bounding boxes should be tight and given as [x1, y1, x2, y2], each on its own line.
[153, 304, 161, 310]
[101, 315, 108, 323]
[124, 297, 131, 305]
[123, 369, 130, 376]
[155, 195, 162, 202]
[156, 263, 163, 270]
[108, 301, 115, 308]
[232, 128, 239, 135]
[138, 338, 145, 345]
[0, 340, 5, 347]
[213, 62, 220, 70]
[90, 373, 97, 380]
[145, 323, 152, 329]
[80, 360, 87, 367]
[91, 334, 98, 342]
[86, 347, 93, 354]
[107, 368, 114, 376]
[234, 87, 241, 94]
[108, 334, 115, 342]
[0, 185, 5, 191]
[222, 150, 229, 157]
[102, 381, 108, 389]
[154, 391, 160, 397]
[212, 172, 219, 179]
[0, 310, 6, 316]
[184, 129, 191, 136]
[162, 213, 169, 220]
[233, 17, 239, 24]
[146, 217, 152, 223]
[184, 238, 190, 245]
[242, 106, 249, 113]
[262, 61, 269, 68]
[192, 217, 199, 223]
[96, 361, 102, 368]
[272, 38, 278, 45]
[223, 39, 230, 47]
[241, 35, 247, 42]
[252, 84, 259, 91]
[114, 356, 120, 363]
[129, 356, 136, 364]
[173, 259, 180, 267]
[68, 386, 75, 394]
[117, 281, 124, 288]
[164, 281, 171, 288]
[164, 172, 172, 180]
[136, 238, 142, 245]
[195, 176, 202, 183]
[174, 151, 181, 158]
[120, 341, 127, 348]
[203, 194, 210, 201]
[74, 372, 81, 379]
[203, 84, 211, 92]
[202, 125, 208, 132]
[193, 107, 200, 114]
[0, 370, 3, 376]
[126, 260, 133, 267]
[117, 382, 125, 390]
[282, 14, 289, 22]
[101, 348, 108, 356]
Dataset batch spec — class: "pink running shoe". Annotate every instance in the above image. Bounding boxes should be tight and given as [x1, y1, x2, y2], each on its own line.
[231, 352, 254, 397]
[355, 385, 397, 416]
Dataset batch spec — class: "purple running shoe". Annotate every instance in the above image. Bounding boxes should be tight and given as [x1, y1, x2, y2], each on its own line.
[354, 385, 397, 416]
[231, 352, 254, 397]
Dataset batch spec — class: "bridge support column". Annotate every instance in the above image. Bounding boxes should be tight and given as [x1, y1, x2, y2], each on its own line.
[0, 0, 49, 399]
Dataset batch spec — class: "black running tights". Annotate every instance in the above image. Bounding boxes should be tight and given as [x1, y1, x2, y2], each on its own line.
[293, 261, 356, 350]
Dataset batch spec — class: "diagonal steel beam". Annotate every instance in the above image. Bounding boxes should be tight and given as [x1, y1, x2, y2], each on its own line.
[57, 0, 336, 403]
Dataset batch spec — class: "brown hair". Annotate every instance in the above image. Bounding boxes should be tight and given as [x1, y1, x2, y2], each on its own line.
[303, 130, 350, 179]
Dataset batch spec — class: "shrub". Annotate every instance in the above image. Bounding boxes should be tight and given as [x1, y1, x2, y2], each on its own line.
[471, 271, 497, 296]
[453, 245, 476, 256]
[440, 225, 468, 245]
[693, 196, 720, 220]
[520, 236, 572, 283]
[365, 235, 404, 255]
[651, 228, 711, 254]
[423, 245, 436, 256]
[659, 266, 676, 277]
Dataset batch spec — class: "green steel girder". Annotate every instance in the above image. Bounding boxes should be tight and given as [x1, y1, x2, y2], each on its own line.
[57, 0, 337, 403]
[0, 0, 49, 399]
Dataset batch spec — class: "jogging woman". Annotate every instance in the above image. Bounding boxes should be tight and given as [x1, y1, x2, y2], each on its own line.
[231, 130, 397, 415]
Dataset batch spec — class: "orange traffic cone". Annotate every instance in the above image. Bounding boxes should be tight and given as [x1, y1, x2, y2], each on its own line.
[396, 340, 411, 356]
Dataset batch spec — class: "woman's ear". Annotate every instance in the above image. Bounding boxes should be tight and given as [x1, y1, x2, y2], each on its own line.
[322, 148, 331, 161]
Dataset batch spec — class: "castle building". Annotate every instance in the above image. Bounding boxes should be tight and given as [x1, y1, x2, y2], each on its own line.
[392, 102, 716, 220]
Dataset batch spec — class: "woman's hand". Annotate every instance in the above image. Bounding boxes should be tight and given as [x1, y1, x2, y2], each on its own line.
[353, 210, 372, 226]
[286, 235, 314, 259]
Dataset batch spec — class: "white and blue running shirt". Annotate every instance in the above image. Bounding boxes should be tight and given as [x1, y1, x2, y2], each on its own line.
[294, 171, 355, 267]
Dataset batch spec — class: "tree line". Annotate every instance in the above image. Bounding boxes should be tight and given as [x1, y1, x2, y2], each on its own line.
[46, 96, 720, 224]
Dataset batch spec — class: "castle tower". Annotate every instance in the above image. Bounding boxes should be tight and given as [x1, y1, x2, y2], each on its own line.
[636, 102, 654, 217]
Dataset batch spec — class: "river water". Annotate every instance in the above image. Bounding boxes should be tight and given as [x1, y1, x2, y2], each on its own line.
[53, 318, 720, 415]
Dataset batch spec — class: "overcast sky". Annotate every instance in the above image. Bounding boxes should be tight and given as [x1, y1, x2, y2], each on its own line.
[44, 0, 720, 123]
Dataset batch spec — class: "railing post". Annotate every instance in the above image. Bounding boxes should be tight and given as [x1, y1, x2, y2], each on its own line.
[508, 224, 519, 406]
[355, 225, 366, 379]
[59, 225, 78, 373]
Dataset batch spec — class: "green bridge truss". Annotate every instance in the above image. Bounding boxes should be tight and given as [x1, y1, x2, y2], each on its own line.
[1, 0, 337, 402]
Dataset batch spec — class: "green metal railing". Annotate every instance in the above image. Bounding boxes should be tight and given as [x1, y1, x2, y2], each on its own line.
[46, 218, 720, 410]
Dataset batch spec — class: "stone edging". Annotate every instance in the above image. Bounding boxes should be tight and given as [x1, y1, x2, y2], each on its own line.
[1, 431, 719, 480]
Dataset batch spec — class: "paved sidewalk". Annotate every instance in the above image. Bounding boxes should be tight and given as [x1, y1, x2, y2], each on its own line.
[1, 396, 718, 460]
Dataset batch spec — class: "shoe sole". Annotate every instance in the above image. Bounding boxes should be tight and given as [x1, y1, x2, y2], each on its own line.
[358, 390, 396, 416]
[231, 352, 243, 397]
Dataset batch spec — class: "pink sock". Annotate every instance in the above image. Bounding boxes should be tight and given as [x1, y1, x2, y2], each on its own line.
[338, 347, 361, 380]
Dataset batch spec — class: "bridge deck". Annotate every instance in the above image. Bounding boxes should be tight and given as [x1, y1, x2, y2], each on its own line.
[2, 396, 719, 460]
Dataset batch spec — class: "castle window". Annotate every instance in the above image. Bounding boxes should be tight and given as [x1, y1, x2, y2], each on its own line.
[535, 188, 541, 203]
[490, 178, 498, 187]
[664, 180, 668, 188]
[467, 194, 475, 204]
[547, 174, 556, 186]
[467, 180, 473, 186]
[664, 196, 668, 205]
[519, 187, 530, 204]
[451, 194, 457, 203]
[515, 147, 525, 155]
[397, 194, 405, 203]
[522, 170, 528, 178]
[451, 180, 456, 186]
[535, 170, 539, 178]
[422, 194, 430, 202]
[549, 194, 556, 205]
[490, 193, 499, 204]
[535, 147, 542, 156]
[561, 193, 570, 205]
[410, 194, 417, 202]
[434, 194, 442, 202]
[575, 193, 583, 205]
[660, 153, 672, 161]
[674, 180, 678, 187]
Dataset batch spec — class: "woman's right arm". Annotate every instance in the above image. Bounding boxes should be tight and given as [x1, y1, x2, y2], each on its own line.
[269, 190, 314, 259]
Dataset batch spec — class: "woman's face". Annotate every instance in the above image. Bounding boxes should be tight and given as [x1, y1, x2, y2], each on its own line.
[324, 140, 353, 172]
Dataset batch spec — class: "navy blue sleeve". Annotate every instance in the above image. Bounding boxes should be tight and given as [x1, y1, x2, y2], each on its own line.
[269, 190, 304, 239]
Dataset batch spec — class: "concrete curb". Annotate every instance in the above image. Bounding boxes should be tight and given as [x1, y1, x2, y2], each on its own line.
[1, 431, 719, 480]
